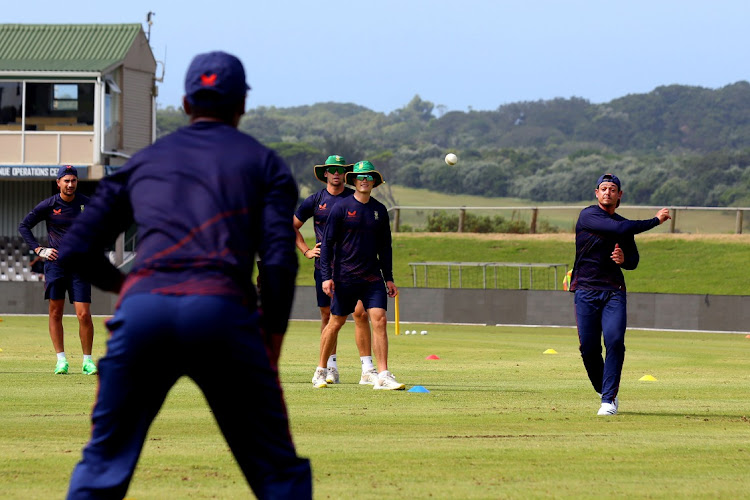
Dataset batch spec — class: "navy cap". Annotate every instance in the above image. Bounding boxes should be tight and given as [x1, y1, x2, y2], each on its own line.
[596, 173, 621, 190]
[184, 51, 250, 107]
[57, 165, 78, 179]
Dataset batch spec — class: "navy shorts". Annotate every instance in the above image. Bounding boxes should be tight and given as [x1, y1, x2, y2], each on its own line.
[44, 261, 91, 303]
[313, 267, 331, 308]
[331, 280, 387, 317]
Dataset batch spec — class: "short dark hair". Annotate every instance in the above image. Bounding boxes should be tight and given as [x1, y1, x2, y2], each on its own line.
[188, 90, 244, 124]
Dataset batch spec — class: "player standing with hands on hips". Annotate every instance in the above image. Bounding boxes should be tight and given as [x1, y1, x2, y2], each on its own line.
[18, 165, 96, 376]
[313, 161, 405, 390]
[570, 173, 670, 416]
[294, 155, 377, 387]
[58, 51, 311, 498]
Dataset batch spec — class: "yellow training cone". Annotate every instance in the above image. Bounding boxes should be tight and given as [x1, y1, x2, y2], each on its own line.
[639, 374, 658, 381]
[543, 349, 558, 354]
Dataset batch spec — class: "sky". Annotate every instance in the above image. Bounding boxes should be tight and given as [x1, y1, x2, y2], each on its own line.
[5, 1, 750, 114]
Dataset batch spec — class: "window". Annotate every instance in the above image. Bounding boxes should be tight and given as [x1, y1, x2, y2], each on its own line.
[53, 84, 78, 111]
[23, 82, 95, 130]
[0, 82, 23, 126]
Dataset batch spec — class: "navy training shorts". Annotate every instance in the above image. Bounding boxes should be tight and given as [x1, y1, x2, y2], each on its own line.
[330, 280, 387, 317]
[44, 261, 91, 303]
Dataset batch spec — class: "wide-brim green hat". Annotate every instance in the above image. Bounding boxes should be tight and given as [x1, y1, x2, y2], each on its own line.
[345, 160, 384, 188]
[313, 155, 354, 183]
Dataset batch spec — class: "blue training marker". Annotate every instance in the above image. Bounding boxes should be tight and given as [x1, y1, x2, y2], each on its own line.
[408, 385, 430, 393]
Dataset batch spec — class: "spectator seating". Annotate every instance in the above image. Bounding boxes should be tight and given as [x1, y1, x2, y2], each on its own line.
[0, 235, 45, 282]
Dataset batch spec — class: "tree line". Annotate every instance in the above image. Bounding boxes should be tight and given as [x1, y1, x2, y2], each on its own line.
[156, 81, 750, 206]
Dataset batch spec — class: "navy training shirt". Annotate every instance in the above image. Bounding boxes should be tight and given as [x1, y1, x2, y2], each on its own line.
[571, 205, 659, 292]
[319, 195, 393, 284]
[295, 186, 355, 270]
[19, 193, 90, 250]
[57, 121, 299, 331]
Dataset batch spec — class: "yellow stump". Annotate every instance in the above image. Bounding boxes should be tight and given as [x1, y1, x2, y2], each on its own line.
[394, 292, 400, 335]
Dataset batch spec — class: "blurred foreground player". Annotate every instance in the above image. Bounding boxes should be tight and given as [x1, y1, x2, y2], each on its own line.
[59, 51, 311, 499]
[570, 173, 670, 416]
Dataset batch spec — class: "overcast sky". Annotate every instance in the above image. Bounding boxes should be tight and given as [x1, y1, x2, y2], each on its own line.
[6, 1, 749, 113]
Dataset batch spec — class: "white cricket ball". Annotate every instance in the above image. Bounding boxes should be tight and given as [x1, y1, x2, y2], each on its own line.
[445, 153, 458, 166]
[404, 330, 411, 335]
[420, 330, 428, 335]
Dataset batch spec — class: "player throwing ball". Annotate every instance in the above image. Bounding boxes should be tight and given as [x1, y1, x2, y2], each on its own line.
[313, 161, 405, 390]
[570, 173, 670, 416]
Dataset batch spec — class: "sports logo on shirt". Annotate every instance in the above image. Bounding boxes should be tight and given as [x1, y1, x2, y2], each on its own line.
[80, 205, 85, 212]
[318, 203, 328, 211]
[347, 210, 357, 218]
[52, 209, 62, 215]
[374, 211, 379, 220]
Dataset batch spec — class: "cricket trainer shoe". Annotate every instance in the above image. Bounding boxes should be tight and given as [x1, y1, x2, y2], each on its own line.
[359, 369, 379, 385]
[597, 397, 619, 416]
[312, 367, 328, 389]
[82, 359, 98, 375]
[325, 367, 340, 384]
[54, 358, 69, 375]
[373, 371, 405, 391]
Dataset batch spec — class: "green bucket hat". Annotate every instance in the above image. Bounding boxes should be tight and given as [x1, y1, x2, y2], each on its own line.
[345, 160, 384, 188]
[313, 155, 353, 183]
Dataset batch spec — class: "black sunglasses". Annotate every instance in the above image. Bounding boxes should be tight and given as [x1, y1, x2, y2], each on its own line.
[327, 167, 346, 174]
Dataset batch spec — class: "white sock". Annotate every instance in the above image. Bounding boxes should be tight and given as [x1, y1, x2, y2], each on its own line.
[378, 370, 390, 378]
[327, 354, 337, 369]
[57, 352, 66, 361]
[83, 354, 92, 362]
[360, 356, 374, 372]
[316, 366, 326, 372]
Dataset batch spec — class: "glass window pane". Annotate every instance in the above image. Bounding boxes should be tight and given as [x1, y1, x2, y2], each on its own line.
[0, 82, 23, 126]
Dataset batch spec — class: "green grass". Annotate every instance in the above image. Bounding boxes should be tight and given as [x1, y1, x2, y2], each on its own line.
[1, 316, 748, 499]
[295, 233, 750, 295]
[294, 185, 750, 294]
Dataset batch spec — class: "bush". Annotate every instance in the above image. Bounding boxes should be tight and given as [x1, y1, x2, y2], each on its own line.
[425, 210, 560, 233]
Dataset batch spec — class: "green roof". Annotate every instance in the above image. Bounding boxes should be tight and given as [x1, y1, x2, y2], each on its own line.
[0, 24, 143, 72]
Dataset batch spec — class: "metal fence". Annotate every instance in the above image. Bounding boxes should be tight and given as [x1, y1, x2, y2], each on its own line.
[409, 261, 569, 290]
[389, 205, 749, 234]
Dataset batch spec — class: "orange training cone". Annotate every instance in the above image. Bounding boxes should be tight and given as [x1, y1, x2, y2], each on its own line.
[426, 354, 440, 360]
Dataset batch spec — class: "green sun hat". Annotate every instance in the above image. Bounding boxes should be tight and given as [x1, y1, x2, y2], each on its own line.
[345, 160, 384, 188]
[313, 155, 354, 183]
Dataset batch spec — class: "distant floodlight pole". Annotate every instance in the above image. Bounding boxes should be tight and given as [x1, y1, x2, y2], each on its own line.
[146, 11, 155, 42]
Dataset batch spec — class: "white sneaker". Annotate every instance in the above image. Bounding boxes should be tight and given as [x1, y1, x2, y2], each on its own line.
[373, 370, 406, 391]
[597, 394, 619, 412]
[312, 368, 328, 389]
[359, 369, 379, 385]
[326, 367, 340, 384]
[597, 402, 618, 415]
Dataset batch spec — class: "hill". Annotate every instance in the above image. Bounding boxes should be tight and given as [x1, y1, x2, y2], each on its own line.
[156, 83, 750, 206]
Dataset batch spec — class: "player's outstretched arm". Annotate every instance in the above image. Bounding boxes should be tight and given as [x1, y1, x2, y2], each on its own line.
[655, 208, 671, 224]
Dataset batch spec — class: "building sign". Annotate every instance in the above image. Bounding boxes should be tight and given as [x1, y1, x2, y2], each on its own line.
[0, 166, 88, 180]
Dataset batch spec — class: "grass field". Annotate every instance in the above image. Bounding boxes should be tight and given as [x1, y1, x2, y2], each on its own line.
[1, 316, 748, 499]
[294, 233, 750, 295]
